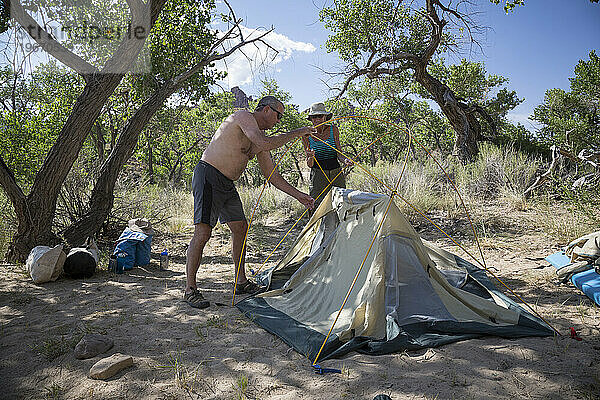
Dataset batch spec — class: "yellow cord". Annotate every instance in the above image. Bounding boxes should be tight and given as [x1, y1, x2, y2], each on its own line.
[233, 115, 560, 338]
[311, 134, 413, 366]
[231, 138, 300, 305]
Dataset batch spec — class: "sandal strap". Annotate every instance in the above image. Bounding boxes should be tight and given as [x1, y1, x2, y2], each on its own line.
[235, 280, 262, 294]
[185, 289, 208, 306]
[187, 291, 204, 301]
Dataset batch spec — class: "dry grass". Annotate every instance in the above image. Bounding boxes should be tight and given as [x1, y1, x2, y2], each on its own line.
[1, 143, 597, 261]
[532, 196, 599, 244]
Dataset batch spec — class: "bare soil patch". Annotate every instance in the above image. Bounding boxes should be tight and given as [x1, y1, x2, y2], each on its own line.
[1, 207, 599, 399]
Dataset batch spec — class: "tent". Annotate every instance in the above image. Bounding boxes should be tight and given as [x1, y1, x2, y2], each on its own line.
[237, 188, 554, 361]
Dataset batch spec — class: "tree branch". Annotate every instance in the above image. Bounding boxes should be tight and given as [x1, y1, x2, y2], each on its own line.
[334, 51, 416, 98]
[177, 25, 274, 87]
[10, 0, 97, 74]
[422, 0, 446, 63]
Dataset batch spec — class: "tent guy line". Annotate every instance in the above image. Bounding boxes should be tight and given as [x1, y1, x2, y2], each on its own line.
[231, 115, 561, 337]
[249, 123, 397, 278]
[311, 131, 413, 367]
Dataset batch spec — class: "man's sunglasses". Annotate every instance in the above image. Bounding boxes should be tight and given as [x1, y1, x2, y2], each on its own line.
[268, 105, 283, 120]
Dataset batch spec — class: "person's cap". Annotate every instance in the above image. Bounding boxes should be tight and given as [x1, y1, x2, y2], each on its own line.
[128, 218, 155, 235]
[306, 102, 333, 120]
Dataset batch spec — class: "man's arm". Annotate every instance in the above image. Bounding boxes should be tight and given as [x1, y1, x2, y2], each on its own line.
[236, 111, 315, 152]
[256, 151, 314, 210]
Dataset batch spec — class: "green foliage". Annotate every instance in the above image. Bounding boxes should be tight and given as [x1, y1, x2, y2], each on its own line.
[321, 0, 435, 64]
[571, 50, 600, 109]
[494, 122, 546, 154]
[326, 77, 454, 166]
[0, 0, 9, 34]
[0, 62, 84, 187]
[425, 59, 511, 104]
[532, 51, 600, 153]
[135, 0, 223, 100]
[424, 58, 524, 138]
[0, 190, 15, 259]
[489, 0, 525, 13]
[137, 92, 235, 187]
[23, 0, 134, 68]
[242, 79, 308, 187]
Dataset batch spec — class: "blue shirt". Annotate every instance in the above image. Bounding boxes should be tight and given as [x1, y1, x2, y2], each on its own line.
[309, 125, 337, 161]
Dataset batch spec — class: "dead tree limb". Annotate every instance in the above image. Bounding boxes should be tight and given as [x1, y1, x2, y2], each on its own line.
[524, 145, 599, 198]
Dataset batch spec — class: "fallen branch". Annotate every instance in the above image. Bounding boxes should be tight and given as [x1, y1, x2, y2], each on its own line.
[524, 145, 599, 198]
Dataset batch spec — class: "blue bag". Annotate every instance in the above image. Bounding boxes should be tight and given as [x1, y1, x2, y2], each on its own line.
[113, 228, 153, 270]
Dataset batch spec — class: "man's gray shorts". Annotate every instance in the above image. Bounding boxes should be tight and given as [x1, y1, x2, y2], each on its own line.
[192, 160, 246, 227]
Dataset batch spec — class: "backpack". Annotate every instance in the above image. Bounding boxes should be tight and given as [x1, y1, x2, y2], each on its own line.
[63, 238, 99, 279]
[565, 231, 600, 263]
[557, 231, 600, 281]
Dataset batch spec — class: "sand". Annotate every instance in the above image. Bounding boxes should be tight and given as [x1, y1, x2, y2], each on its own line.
[1, 213, 599, 399]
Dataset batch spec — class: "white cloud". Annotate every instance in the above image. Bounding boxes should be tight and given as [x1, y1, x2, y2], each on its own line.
[214, 25, 315, 88]
[507, 112, 541, 131]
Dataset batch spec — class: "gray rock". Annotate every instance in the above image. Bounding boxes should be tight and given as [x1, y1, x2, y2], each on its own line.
[89, 353, 133, 380]
[74, 334, 114, 359]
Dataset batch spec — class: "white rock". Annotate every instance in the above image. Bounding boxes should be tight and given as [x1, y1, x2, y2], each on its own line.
[89, 353, 133, 380]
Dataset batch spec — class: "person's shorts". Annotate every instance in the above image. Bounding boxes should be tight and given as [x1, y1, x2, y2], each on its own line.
[192, 160, 246, 227]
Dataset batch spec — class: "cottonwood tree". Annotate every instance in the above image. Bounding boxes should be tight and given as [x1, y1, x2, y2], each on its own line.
[0, 0, 166, 262]
[532, 50, 600, 154]
[0, 0, 276, 261]
[320, 0, 516, 163]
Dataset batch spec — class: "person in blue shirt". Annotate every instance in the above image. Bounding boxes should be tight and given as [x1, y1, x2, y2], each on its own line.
[301, 103, 352, 211]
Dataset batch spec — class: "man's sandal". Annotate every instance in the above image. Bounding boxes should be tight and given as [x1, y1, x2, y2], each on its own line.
[235, 280, 264, 295]
[184, 288, 210, 309]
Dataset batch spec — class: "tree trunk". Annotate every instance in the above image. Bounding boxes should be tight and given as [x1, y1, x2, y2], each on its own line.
[5, 73, 125, 262]
[63, 80, 179, 245]
[147, 131, 155, 184]
[93, 121, 105, 160]
[414, 65, 480, 163]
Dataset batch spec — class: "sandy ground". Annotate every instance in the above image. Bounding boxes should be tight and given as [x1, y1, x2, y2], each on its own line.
[1, 209, 599, 400]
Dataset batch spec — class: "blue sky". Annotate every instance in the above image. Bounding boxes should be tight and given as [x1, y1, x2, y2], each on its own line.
[215, 0, 600, 130]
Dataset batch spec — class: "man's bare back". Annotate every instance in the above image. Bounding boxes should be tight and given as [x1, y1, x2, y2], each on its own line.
[201, 110, 258, 181]
[201, 106, 316, 181]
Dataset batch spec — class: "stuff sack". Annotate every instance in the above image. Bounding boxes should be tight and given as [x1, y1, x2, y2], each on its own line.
[113, 229, 152, 270]
[64, 238, 99, 279]
[27, 245, 66, 284]
[565, 231, 600, 263]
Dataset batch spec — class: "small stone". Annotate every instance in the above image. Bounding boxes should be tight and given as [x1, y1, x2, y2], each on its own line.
[221, 357, 238, 368]
[75, 334, 114, 359]
[89, 353, 133, 380]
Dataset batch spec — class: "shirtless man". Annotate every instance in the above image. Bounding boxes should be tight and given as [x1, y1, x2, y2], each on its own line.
[184, 96, 316, 308]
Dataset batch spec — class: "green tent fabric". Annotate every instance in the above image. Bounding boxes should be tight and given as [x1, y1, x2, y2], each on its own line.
[237, 188, 554, 361]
